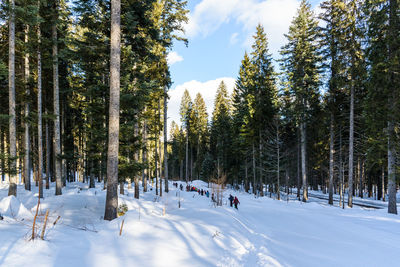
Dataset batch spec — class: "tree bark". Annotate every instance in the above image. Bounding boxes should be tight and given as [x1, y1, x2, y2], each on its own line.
[252, 142, 256, 195]
[38, 17, 43, 198]
[8, 0, 17, 197]
[348, 78, 354, 208]
[104, 0, 120, 221]
[259, 130, 264, 197]
[276, 125, 280, 200]
[185, 128, 189, 182]
[163, 88, 169, 193]
[142, 120, 147, 192]
[24, 25, 31, 191]
[52, 10, 62, 195]
[134, 123, 139, 199]
[382, 166, 385, 202]
[297, 129, 300, 200]
[387, 0, 398, 215]
[301, 121, 307, 202]
[45, 109, 50, 189]
[329, 113, 334, 205]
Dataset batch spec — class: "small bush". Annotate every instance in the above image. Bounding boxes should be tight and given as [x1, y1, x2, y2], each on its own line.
[118, 204, 128, 217]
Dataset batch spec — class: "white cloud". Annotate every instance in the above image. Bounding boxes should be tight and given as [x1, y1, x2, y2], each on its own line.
[167, 51, 184, 65]
[230, 32, 239, 45]
[185, 0, 323, 56]
[167, 77, 236, 136]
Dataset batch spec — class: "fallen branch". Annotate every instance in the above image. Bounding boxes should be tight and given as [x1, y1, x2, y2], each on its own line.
[31, 197, 40, 240]
[119, 219, 125, 236]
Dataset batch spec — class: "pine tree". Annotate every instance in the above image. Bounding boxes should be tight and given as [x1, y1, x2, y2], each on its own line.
[210, 81, 232, 179]
[180, 89, 192, 182]
[280, 0, 322, 202]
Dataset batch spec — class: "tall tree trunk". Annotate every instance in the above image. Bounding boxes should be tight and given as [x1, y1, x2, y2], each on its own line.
[296, 133, 300, 200]
[360, 159, 364, 198]
[382, 166, 385, 201]
[45, 109, 50, 189]
[142, 120, 147, 192]
[134, 122, 139, 199]
[252, 142, 256, 195]
[348, 81, 354, 207]
[52, 10, 62, 196]
[301, 121, 307, 202]
[329, 113, 334, 205]
[155, 132, 158, 196]
[259, 130, 264, 197]
[1, 129, 4, 182]
[185, 129, 189, 182]
[104, 0, 120, 221]
[163, 88, 168, 193]
[387, 0, 398, 215]
[38, 17, 43, 199]
[24, 25, 31, 191]
[276, 125, 280, 200]
[8, 0, 17, 197]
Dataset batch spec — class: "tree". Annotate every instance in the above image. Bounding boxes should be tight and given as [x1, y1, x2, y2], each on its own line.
[280, 0, 322, 202]
[8, 0, 17, 197]
[210, 81, 232, 178]
[180, 89, 192, 182]
[104, 0, 121, 221]
[53, 0, 62, 195]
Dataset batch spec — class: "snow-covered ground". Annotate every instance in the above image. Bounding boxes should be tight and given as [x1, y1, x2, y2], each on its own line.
[1, 180, 400, 267]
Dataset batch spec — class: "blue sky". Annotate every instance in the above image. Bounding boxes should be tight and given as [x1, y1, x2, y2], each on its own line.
[167, 0, 323, 129]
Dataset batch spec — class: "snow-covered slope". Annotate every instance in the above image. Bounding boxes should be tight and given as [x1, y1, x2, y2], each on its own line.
[0, 181, 399, 267]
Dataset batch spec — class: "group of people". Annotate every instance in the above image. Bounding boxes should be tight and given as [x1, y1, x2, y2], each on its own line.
[172, 181, 240, 210]
[228, 194, 240, 209]
[186, 185, 211, 198]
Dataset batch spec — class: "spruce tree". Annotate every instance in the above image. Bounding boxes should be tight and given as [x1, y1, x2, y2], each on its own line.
[280, 0, 322, 202]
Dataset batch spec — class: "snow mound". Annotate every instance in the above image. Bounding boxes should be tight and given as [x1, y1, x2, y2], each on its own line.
[0, 195, 33, 220]
[189, 180, 209, 188]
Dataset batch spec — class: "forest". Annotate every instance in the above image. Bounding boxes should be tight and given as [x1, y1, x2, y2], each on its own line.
[170, 0, 400, 215]
[0, 0, 399, 225]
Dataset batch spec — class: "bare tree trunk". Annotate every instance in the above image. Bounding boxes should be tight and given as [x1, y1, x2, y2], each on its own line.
[301, 121, 307, 202]
[185, 129, 189, 182]
[276, 125, 280, 200]
[297, 130, 300, 200]
[163, 88, 169, 193]
[142, 120, 147, 192]
[52, 9, 62, 195]
[1, 130, 5, 182]
[8, 0, 17, 197]
[158, 99, 162, 197]
[348, 83, 354, 207]
[259, 130, 264, 197]
[252, 143, 256, 195]
[24, 25, 31, 191]
[134, 122, 139, 199]
[329, 113, 334, 205]
[104, 0, 120, 221]
[387, 0, 398, 215]
[155, 133, 159, 195]
[382, 166, 386, 201]
[45, 110, 50, 189]
[38, 16, 43, 198]
[388, 120, 397, 214]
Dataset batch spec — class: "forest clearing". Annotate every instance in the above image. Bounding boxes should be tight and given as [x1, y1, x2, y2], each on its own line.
[1, 180, 400, 267]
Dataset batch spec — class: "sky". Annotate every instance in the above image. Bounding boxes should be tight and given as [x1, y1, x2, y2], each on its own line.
[167, 0, 323, 133]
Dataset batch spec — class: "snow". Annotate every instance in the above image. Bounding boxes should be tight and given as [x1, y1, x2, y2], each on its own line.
[1, 180, 400, 267]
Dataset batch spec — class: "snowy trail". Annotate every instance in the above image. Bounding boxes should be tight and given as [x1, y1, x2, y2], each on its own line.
[1, 180, 400, 267]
